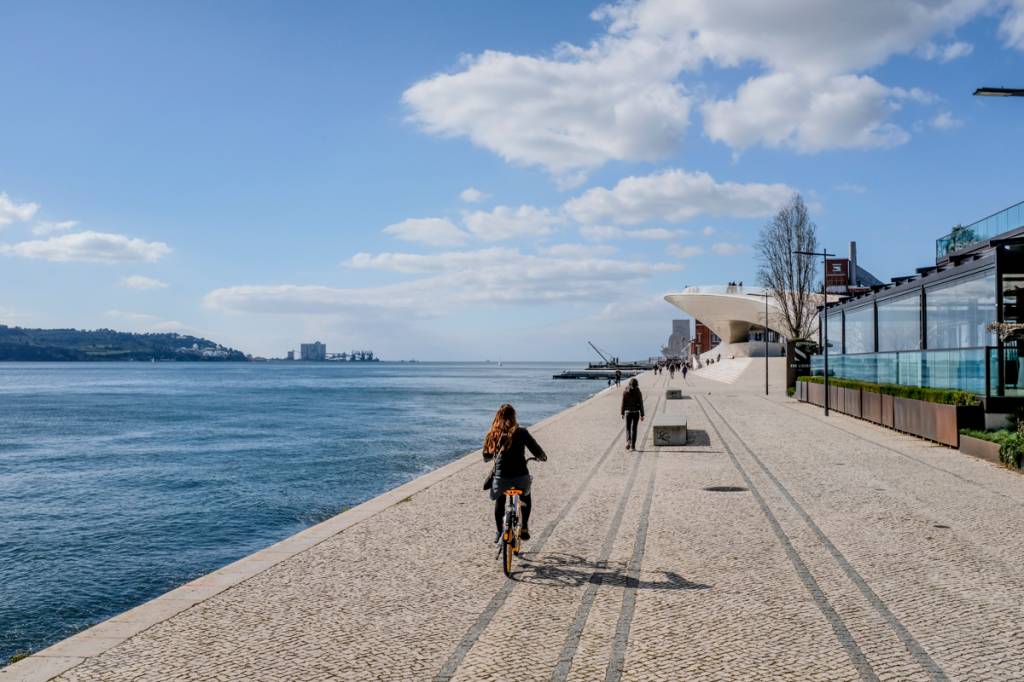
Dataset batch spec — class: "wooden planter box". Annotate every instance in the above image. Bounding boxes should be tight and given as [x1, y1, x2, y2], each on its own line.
[958, 434, 1002, 464]
[881, 394, 895, 428]
[862, 391, 882, 424]
[840, 386, 862, 419]
[893, 397, 984, 447]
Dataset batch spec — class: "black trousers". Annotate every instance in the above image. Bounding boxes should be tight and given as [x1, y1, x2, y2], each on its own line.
[625, 411, 641, 448]
[494, 492, 532, 531]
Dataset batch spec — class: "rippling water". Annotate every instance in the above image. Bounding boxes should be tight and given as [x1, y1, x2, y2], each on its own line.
[0, 361, 599, 663]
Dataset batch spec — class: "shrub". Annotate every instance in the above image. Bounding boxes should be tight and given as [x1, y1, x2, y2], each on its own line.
[786, 386, 795, 397]
[959, 428, 1023, 469]
[795, 376, 980, 407]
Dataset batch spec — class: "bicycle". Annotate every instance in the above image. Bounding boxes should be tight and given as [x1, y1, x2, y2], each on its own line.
[495, 457, 539, 577]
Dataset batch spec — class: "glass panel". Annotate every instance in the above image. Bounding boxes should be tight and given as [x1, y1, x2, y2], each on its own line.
[844, 305, 874, 354]
[811, 349, 987, 394]
[825, 312, 843, 353]
[925, 270, 996, 349]
[877, 292, 921, 351]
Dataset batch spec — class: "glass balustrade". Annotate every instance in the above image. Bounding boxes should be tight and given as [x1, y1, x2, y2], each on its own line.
[810, 348, 989, 395]
[936, 200, 1024, 259]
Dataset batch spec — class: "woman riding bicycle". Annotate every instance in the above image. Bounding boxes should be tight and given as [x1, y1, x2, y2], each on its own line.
[483, 404, 547, 543]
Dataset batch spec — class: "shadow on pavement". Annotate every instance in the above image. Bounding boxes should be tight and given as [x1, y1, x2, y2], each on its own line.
[513, 552, 712, 591]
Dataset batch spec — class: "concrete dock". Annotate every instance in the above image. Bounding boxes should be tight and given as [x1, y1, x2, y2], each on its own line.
[4, 361, 1023, 680]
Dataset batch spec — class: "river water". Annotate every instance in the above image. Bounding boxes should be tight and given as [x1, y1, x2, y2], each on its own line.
[0, 361, 600, 663]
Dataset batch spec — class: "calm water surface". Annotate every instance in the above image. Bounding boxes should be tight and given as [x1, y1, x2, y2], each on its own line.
[0, 362, 599, 662]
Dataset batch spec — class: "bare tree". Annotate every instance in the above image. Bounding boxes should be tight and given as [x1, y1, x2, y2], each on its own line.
[755, 194, 819, 341]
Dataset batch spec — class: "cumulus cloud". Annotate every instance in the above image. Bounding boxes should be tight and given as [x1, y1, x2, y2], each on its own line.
[703, 73, 916, 152]
[383, 217, 469, 247]
[711, 242, 750, 256]
[668, 244, 703, 259]
[541, 243, 618, 257]
[347, 248, 517, 274]
[403, 0, 1019, 168]
[565, 169, 794, 225]
[120, 275, 168, 290]
[579, 225, 681, 241]
[702, 226, 716, 236]
[459, 187, 488, 203]
[462, 205, 560, 240]
[402, 18, 692, 184]
[0, 231, 171, 263]
[32, 220, 78, 236]
[0, 192, 39, 226]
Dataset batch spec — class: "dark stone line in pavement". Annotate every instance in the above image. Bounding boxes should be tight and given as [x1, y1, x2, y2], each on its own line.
[693, 395, 880, 682]
[704, 395, 949, 682]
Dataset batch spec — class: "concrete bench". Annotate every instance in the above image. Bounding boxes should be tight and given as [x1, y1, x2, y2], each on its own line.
[665, 389, 683, 400]
[653, 413, 688, 446]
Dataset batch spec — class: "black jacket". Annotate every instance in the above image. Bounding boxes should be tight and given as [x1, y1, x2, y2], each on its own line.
[483, 427, 547, 478]
[621, 387, 644, 417]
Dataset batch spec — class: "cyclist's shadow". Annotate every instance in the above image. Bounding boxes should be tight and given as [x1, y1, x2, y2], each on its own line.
[512, 552, 711, 591]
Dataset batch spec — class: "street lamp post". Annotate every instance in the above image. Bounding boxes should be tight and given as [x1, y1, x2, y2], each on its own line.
[750, 290, 771, 396]
[794, 249, 835, 416]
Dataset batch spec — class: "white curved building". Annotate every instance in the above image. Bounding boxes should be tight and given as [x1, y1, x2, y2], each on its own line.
[664, 285, 788, 344]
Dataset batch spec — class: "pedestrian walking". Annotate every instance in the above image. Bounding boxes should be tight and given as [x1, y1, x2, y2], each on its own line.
[614, 368, 622, 386]
[669, 363, 675, 379]
[620, 377, 644, 451]
[682, 363, 688, 380]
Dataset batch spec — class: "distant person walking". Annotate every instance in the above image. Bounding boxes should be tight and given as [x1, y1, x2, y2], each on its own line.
[614, 368, 622, 386]
[682, 363, 688, 380]
[483, 404, 547, 543]
[621, 377, 645, 451]
[669, 363, 675, 379]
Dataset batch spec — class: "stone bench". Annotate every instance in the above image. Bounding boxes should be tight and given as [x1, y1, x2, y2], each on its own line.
[653, 413, 688, 446]
[665, 389, 683, 400]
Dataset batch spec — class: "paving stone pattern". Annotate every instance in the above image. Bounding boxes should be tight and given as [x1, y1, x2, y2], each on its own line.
[16, 363, 1024, 680]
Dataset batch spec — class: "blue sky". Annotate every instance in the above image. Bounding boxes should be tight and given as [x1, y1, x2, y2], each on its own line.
[2, 0, 1023, 359]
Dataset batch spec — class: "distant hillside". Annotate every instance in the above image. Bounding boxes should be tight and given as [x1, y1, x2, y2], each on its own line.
[0, 326, 248, 361]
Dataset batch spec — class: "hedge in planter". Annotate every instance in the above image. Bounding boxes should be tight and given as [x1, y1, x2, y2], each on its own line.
[796, 376, 979, 407]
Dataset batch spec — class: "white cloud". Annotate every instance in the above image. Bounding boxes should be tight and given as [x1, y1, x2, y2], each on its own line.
[402, 19, 692, 184]
[347, 248, 517, 274]
[565, 169, 794, 225]
[462, 204, 560, 240]
[403, 1, 1009, 169]
[999, 0, 1024, 49]
[0, 231, 171, 263]
[459, 187, 488, 203]
[104, 309, 188, 332]
[0, 192, 39, 226]
[541, 243, 618, 257]
[668, 244, 703, 259]
[383, 217, 469, 247]
[702, 226, 716, 236]
[919, 40, 974, 61]
[120, 275, 168, 290]
[579, 225, 681, 241]
[711, 242, 750, 256]
[703, 73, 915, 152]
[930, 111, 964, 130]
[32, 220, 78, 236]
[213, 248, 681, 316]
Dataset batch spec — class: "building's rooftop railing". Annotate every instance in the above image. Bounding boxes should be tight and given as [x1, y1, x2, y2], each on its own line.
[936, 199, 1024, 260]
[680, 285, 768, 297]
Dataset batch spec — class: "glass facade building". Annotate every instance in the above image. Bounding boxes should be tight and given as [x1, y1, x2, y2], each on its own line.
[812, 200, 1024, 397]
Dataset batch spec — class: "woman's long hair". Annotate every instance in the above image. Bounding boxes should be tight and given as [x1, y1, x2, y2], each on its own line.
[484, 403, 518, 455]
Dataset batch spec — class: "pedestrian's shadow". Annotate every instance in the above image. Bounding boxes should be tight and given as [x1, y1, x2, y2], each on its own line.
[513, 552, 712, 591]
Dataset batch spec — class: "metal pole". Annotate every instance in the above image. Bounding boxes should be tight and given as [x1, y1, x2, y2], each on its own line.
[822, 253, 829, 416]
[764, 292, 769, 396]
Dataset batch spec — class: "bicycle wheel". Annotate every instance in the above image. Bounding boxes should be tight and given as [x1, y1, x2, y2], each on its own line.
[502, 535, 513, 576]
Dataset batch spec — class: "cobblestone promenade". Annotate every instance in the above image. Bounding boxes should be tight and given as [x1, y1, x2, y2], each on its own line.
[6, 362, 1024, 681]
